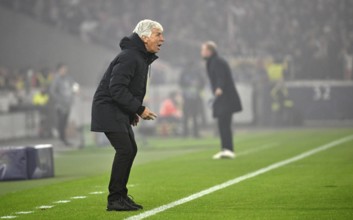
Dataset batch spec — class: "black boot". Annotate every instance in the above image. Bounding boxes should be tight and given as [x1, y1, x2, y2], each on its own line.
[107, 197, 140, 211]
[125, 195, 143, 210]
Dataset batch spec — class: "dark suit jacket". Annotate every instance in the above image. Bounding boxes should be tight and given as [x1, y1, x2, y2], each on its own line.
[91, 33, 158, 132]
[206, 53, 242, 118]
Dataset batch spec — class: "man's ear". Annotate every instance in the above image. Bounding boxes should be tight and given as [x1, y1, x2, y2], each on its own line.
[141, 35, 149, 44]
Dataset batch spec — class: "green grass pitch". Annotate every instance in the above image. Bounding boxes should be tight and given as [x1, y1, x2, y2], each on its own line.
[0, 128, 353, 219]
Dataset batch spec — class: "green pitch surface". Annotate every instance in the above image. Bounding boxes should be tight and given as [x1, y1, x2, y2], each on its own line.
[1, 128, 353, 219]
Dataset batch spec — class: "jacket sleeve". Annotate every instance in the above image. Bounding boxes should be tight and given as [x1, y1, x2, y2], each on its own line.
[109, 54, 142, 114]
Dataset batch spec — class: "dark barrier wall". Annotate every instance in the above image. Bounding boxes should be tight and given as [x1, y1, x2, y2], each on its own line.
[0, 145, 54, 181]
[286, 81, 353, 121]
[0, 6, 115, 86]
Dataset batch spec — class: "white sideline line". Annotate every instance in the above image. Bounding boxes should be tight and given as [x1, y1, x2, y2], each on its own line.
[53, 200, 71, 204]
[36, 206, 54, 210]
[89, 191, 104, 195]
[126, 135, 353, 220]
[14, 212, 33, 215]
[70, 196, 87, 199]
[0, 189, 104, 219]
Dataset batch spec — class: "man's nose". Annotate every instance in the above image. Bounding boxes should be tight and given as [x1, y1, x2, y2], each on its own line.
[160, 35, 165, 42]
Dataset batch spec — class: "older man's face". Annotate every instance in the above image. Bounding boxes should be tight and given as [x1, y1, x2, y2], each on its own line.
[144, 28, 164, 53]
[59, 66, 68, 75]
[201, 44, 212, 59]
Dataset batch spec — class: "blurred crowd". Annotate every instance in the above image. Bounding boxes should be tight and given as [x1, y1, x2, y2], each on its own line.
[0, 66, 54, 112]
[0, 64, 78, 144]
[1, 0, 352, 80]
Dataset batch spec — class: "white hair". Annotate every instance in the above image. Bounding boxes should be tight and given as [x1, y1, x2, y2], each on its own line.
[133, 19, 163, 38]
[204, 41, 218, 52]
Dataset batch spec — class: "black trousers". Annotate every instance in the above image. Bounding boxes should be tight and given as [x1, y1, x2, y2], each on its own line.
[217, 114, 234, 151]
[105, 130, 137, 202]
[182, 98, 199, 137]
[57, 109, 69, 142]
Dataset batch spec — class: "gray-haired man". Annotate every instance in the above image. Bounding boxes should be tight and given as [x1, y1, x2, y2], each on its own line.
[91, 19, 164, 211]
[50, 63, 75, 146]
[201, 41, 242, 159]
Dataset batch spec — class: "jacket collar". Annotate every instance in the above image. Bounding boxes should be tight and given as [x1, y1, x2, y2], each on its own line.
[206, 52, 218, 70]
[207, 52, 218, 61]
[120, 33, 158, 65]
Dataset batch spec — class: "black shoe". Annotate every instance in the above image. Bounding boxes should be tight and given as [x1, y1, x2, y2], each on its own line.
[125, 195, 143, 210]
[106, 197, 139, 211]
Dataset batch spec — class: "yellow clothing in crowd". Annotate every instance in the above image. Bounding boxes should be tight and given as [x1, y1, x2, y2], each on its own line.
[32, 92, 49, 106]
[266, 63, 286, 82]
[37, 72, 53, 88]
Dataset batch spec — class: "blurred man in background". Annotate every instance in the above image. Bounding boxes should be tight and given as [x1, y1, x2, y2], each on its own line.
[344, 44, 353, 80]
[179, 61, 205, 138]
[265, 56, 295, 125]
[201, 41, 242, 159]
[32, 87, 50, 138]
[159, 91, 182, 136]
[50, 63, 75, 146]
[91, 19, 164, 211]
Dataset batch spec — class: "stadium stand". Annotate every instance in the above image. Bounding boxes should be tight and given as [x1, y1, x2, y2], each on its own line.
[0, 1, 352, 141]
[1, 0, 352, 80]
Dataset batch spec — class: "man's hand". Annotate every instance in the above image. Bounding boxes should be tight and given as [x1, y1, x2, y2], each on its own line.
[140, 107, 158, 120]
[131, 114, 140, 126]
[215, 88, 223, 97]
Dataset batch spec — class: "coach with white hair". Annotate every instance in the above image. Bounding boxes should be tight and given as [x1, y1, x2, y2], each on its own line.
[91, 19, 164, 211]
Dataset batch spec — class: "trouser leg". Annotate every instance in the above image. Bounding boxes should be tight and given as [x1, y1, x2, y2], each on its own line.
[217, 114, 234, 151]
[57, 110, 69, 142]
[182, 105, 189, 136]
[192, 113, 199, 138]
[105, 131, 137, 202]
